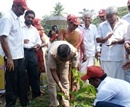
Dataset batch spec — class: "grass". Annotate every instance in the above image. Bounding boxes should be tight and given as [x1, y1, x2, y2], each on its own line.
[0, 86, 95, 107]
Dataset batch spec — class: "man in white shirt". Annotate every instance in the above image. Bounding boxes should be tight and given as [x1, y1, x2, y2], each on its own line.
[81, 66, 130, 107]
[96, 6, 129, 79]
[22, 10, 42, 99]
[79, 12, 100, 74]
[122, 0, 130, 23]
[0, 0, 29, 106]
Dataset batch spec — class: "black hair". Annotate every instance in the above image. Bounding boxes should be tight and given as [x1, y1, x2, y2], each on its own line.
[51, 25, 59, 34]
[57, 44, 71, 58]
[48, 30, 52, 38]
[25, 10, 35, 17]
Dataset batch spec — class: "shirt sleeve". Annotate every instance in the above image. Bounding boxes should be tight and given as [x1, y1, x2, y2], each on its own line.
[125, 24, 130, 43]
[0, 17, 12, 36]
[72, 51, 79, 68]
[93, 89, 115, 106]
[47, 52, 57, 69]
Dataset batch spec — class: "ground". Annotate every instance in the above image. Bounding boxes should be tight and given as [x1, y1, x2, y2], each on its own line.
[0, 86, 95, 107]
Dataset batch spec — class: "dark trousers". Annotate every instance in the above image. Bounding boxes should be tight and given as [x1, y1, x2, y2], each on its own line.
[96, 101, 125, 107]
[5, 58, 28, 107]
[24, 49, 41, 98]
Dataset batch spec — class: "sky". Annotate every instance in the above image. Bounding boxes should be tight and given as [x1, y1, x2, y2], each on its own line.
[0, 0, 128, 19]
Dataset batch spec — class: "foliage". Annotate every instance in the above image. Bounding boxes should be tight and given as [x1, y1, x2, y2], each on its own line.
[51, 2, 66, 16]
[58, 68, 96, 107]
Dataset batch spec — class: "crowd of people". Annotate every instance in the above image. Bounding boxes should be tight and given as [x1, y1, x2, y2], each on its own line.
[1, 0, 130, 107]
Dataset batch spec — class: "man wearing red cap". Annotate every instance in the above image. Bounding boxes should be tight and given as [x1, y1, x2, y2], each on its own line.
[81, 66, 130, 107]
[122, 0, 130, 23]
[98, 9, 106, 23]
[0, 0, 29, 106]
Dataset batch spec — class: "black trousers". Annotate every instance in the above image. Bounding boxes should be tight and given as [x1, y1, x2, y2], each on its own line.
[5, 58, 28, 107]
[96, 101, 125, 107]
[24, 49, 41, 98]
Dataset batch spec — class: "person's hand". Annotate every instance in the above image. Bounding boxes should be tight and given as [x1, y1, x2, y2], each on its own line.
[61, 87, 67, 95]
[82, 54, 87, 62]
[32, 44, 40, 50]
[124, 43, 130, 54]
[95, 52, 101, 60]
[122, 60, 130, 70]
[24, 39, 29, 44]
[106, 41, 118, 46]
[106, 33, 113, 40]
[6, 58, 14, 71]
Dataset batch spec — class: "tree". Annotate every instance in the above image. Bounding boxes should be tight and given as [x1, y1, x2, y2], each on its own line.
[79, 8, 89, 16]
[51, 2, 66, 16]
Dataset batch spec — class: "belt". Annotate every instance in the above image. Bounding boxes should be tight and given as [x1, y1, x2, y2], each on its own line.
[24, 48, 34, 51]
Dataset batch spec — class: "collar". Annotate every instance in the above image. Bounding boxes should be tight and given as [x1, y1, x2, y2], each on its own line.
[10, 10, 18, 20]
[22, 23, 34, 28]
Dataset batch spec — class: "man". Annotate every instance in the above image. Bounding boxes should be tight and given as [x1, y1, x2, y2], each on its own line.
[96, 6, 129, 79]
[46, 41, 79, 107]
[81, 66, 130, 107]
[79, 12, 100, 74]
[0, 0, 29, 106]
[22, 10, 42, 99]
[122, 0, 130, 23]
[98, 9, 106, 23]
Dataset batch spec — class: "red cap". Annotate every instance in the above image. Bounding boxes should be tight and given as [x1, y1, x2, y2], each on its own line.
[81, 66, 105, 81]
[70, 16, 80, 25]
[98, 9, 106, 16]
[13, 0, 29, 10]
[127, 0, 130, 6]
[33, 18, 44, 30]
[67, 14, 75, 20]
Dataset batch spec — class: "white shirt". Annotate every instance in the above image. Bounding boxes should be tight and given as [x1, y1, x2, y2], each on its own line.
[80, 24, 100, 57]
[0, 10, 24, 59]
[97, 19, 129, 61]
[22, 24, 42, 49]
[122, 13, 130, 23]
[94, 77, 130, 107]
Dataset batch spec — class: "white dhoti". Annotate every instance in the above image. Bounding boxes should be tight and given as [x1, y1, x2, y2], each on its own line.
[101, 59, 125, 80]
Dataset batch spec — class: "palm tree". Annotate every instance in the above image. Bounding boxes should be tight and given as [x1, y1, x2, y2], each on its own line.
[51, 2, 66, 16]
[79, 8, 89, 16]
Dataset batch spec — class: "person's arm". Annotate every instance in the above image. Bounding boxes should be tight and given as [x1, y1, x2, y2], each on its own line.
[0, 36, 14, 71]
[50, 68, 67, 94]
[32, 29, 42, 49]
[0, 17, 14, 71]
[96, 33, 113, 43]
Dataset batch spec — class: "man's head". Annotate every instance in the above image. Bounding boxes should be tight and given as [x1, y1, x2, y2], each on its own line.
[106, 6, 118, 25]
[82, 12, 92, 26]
[57, 44, 71, 62]
[98, 9, 106, 22]
[81, 66, 106, 88]
[12, 0, 29, 17]
[24, 10, 35, 26]
[127, 0, 130, 12]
